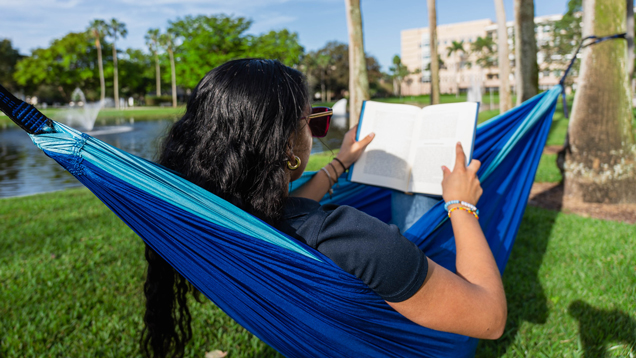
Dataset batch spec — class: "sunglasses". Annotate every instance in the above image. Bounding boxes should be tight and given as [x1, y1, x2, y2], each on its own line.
[305, 106, 333, 138]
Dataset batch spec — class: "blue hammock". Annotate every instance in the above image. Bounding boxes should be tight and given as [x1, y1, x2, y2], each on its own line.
[0, 85, 560, 357]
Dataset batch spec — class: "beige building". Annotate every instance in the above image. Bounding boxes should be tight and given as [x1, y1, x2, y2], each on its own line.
[400, 14, 567, 96]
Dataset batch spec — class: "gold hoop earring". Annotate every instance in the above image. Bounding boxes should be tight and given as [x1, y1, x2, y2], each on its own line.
[287, 156, 301, 170]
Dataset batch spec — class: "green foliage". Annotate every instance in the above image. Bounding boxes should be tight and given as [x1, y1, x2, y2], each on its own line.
[446, 40, 466, 58]
[471, 36, 497, 69]
[106, 18, 128, 43]
[13, 32, 99, 99]
[540, 0, 582, 85]
[302, 41, 386, 100]
[118, 48, 155, 98]
[250, 29, 304, 67]
[0, 39, 24, 91]
[389, 55, 420, 97]
[87, 19, 108, 44]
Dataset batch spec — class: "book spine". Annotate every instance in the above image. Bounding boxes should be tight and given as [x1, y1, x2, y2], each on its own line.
[347, 100, 367, 181]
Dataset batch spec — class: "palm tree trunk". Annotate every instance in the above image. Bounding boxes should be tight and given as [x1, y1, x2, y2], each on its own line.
[345, 0, 370, 128]
[169, 49, 177, 108]
[427, 0, 440, 105]
[456, 53, 460, 97]
[95, 38, 105, 102]
[564, 0, 636, 203]
[112, 42, 119, 110]
[514, 0, 538, 104]
[494, 0, 512, 112]
[155, 52, 161, 97]
[627, 0, 634, 80]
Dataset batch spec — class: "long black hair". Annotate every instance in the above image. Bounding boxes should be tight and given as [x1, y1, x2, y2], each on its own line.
[141, 59, 310, 358]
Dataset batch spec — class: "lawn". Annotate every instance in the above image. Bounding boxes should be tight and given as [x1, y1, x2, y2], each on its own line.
[0, 106, 185, 128]
[1, 96, 635, 356]
[1, 153, 634, 356]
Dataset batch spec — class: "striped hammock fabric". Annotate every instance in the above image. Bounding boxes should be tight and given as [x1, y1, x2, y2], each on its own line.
[1, 85, 561, 357]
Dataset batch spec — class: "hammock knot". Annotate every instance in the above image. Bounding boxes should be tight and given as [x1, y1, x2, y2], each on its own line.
[67, 133, 89, 176]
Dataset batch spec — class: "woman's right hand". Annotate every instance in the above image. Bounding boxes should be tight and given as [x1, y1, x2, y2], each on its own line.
[441, 142, 482, 206]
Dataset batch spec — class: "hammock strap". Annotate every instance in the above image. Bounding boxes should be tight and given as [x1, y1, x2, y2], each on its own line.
[558, 32, 627, 118]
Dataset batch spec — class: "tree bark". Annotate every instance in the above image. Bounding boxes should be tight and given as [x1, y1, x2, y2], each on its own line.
[169, 49, 177, 108]
[564, 0, 636, 203]
[95, 36, 105, 102]
[155, 52, 161, 97]
[427, 0, 440, 105]
[494, 0, 513, 112]
[112, 42, 119, 109]
[514, 0, 539, 104]
[345, 0, 370, 128]
[627, 0, 634, 79]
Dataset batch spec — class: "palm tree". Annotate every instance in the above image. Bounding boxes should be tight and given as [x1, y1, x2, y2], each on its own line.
[563, 0, 636, 203]
[471, 36, 497, 72]
[160, 31, 178, 108]
[514, 0, 538, 104]
[390, 55, 420, 98]
[494, 0, 512, 112]
[315, 53, 331, 102]
[427, 0, 440, 104]
[446, 40, 465, 97]
[87, 19, 107, 102]
[107, 19, 127, 110]
[145, 28, 161, 98]
[344, 0, 370, 128]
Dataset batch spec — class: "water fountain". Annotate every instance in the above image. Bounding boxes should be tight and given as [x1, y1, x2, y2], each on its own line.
[57, 88, 132, 135]
[466, 75, 483, 104]
[57, 88, 104, 131]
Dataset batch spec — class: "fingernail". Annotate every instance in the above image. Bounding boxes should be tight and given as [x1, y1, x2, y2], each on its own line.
[370, 132, 375, 138]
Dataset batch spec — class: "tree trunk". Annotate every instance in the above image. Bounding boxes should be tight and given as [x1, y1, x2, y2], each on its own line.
[627, 0, 634, 79]
[514, 0, 539, 104]
[95, 38, 105, 102]
[427, 0, 440, 105]
[169, 49, 177, 108]
[494, 0, 512, 112]
[112, 42, 119, 110]
[564, 0, 636, 203]
[456, 53, 461, 97]
[345, 0, 370, 128]
[155, 52, 161, 97]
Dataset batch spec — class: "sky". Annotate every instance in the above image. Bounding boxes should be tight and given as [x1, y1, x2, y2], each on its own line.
[0, 0, 570, 71]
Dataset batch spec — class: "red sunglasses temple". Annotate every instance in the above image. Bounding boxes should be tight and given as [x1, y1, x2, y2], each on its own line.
[308, 107, 332, 138]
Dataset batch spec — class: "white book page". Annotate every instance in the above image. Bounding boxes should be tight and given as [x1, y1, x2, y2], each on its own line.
[350, 101, 421, 191]
[408, 102, 478, 195]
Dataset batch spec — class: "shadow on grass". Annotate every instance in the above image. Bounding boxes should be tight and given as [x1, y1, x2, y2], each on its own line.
[476, 186, 564, 357]
[568, 300, 636, 358]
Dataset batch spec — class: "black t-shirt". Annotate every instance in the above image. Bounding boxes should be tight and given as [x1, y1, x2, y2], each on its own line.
[276, 197, 429, 302]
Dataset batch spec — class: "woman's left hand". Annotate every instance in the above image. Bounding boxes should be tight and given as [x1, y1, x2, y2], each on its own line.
[336, 125, 375, 168]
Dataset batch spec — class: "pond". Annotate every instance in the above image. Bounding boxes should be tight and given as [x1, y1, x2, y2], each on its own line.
[0, 117, 348, 198]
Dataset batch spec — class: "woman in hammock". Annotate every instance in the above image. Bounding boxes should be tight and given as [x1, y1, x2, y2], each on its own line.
[142, 59, 506, 357]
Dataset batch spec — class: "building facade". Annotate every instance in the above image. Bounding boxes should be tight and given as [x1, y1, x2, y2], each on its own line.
[400, 14, 568, 96]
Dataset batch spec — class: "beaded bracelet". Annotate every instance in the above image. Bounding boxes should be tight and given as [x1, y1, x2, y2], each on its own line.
[444, 200, 479, 215]
[448, 206, 479, 220]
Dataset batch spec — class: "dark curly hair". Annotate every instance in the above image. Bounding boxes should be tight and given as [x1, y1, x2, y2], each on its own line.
[141, 59, 310, 358]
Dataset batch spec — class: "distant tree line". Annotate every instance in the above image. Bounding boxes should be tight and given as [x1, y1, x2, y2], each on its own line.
[0, 14, 390, 106]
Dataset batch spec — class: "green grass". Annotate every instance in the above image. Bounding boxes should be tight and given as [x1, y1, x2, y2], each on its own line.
[0, 107, 185, 128]
[0, 189, 281, 358]
[477, 206, 636, 357]
[1, 188, 634, 357]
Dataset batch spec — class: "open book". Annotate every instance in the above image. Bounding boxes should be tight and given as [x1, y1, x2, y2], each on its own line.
[348, 100, 479, 195]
